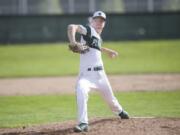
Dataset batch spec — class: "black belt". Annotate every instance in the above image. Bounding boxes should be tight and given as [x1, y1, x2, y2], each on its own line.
[87, 66, 103, 71]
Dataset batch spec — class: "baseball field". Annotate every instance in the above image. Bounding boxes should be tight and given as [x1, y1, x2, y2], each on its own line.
[0, 40, 180, 135]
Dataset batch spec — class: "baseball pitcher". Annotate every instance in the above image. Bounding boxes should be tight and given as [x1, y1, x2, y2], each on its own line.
[67, 11, 129, 132]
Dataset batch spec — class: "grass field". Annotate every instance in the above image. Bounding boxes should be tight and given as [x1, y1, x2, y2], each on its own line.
[0, 40, 180, 129]
[0, 91, 180, 128]
[0, 40, 180, 77]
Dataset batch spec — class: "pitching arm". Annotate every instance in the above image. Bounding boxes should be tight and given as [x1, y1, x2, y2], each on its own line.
[101, 47, 119, 58]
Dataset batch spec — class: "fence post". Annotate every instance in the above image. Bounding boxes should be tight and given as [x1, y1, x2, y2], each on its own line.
[68, 0, 75, 14]
[19, 0, 28, 14]
[89, 0, 95, 13]
[147, 0, 154, 12]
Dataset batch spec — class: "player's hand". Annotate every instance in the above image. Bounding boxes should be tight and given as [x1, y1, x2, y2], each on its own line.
[108, 50, 118, 58]
[69, 42, 89, 54]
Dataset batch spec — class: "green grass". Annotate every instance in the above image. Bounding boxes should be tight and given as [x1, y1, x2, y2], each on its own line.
[0, 91, 180, 128]
[104, 40, 180, 74]
[0, 40, 180, 77]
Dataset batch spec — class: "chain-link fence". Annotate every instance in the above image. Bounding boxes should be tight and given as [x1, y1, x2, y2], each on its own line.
[0, 0, 180, 15]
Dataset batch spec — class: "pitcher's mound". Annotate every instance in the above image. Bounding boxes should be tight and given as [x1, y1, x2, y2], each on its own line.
[1, 118, 180, 135]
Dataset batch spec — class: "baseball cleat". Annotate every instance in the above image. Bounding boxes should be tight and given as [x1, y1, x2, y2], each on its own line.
[74, 123, 89, 132]
[119, 110, 129, 119]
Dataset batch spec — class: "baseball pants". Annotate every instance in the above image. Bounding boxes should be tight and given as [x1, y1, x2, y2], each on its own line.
[75, 68, 123, 124]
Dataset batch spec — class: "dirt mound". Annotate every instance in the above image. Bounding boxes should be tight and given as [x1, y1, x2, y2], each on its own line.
[1, 118, 180, 135]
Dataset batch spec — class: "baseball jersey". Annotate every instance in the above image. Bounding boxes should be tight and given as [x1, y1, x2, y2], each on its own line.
[79, 25, 103, 71]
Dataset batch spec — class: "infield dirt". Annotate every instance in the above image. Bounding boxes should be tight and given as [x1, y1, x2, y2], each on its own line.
[0, 74, 180, 96]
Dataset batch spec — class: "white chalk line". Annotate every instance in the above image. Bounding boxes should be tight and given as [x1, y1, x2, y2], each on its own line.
[130, 117, 156, 119]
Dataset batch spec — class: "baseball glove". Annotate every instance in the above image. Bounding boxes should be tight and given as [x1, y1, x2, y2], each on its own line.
[69, 42, 89, 54]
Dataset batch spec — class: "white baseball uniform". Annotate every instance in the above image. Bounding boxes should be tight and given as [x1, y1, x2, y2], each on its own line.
[75, 25, 123, 124]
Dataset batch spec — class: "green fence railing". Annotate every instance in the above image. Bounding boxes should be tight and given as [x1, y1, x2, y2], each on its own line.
[0, 12, 180, 44]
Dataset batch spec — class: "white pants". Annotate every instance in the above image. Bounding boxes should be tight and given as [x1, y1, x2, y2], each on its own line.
[75, 68, 123, 124]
